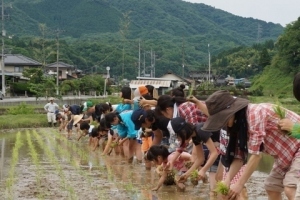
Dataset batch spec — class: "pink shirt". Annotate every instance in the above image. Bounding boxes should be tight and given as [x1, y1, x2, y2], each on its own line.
[247, 103, 300, 175]
[162, 152, 190, 172]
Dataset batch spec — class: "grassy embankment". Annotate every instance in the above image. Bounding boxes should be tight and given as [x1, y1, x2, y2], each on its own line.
[0, 96, 122, 130]
[0, 95, 299, 130]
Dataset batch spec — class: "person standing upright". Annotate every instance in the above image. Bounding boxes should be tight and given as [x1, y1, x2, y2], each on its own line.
[44, 97, 59, 127]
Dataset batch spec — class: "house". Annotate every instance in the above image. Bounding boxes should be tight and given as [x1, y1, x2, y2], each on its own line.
[130, 71, 193, 95]
[188, 70, 214, 82]
[0, 54, 42, 93]
[46, 62, 77, 80]
[0, 54, 42, 78]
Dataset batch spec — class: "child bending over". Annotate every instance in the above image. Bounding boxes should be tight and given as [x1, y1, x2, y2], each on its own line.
[146, 145, 191, 191]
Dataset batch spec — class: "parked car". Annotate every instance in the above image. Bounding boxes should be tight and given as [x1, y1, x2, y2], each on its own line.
[0, 91, 3, 100]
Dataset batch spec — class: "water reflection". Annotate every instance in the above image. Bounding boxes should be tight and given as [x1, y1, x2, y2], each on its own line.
[0, 130, 275, 199]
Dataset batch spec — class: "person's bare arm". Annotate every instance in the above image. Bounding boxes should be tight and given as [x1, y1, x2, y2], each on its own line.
[227, 154, 262, 199]
[151, 129, 163, 145]
[102, 134, 113, 155]
[152, 169, 168, 191]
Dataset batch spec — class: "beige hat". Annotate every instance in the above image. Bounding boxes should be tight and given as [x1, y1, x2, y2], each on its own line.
[49, 97, 54, 101]
[73, 114, 84, 125]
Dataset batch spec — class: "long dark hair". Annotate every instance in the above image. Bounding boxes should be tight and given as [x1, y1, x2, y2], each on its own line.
[175, 122, 195, 147]
[156, 95, 186, 114]
[121, 87, 132, 99]
[146, 145, 170, 162]
[172, 84, 185, 97]
[104, 112, 121, 128]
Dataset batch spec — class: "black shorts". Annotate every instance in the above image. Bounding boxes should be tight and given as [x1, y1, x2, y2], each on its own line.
[67, 120, 74, 130]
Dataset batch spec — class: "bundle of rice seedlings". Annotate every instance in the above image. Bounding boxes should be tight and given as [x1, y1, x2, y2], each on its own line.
[184, 161, 193, 169]
[188, 84, 194, 97]
[215, 181, 229, 195]
[273, 103, 286, 119]
[273, 103, 290, 135]
[164, 170, 176, 185]
[190, 170, 199, 186]
[110, 141, 118, 148]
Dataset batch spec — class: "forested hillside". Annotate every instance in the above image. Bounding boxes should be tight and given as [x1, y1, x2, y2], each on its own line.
[2, 0, 285, 80]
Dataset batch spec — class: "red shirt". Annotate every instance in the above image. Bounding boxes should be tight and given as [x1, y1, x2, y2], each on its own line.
[178, 102, 207, 125]
[247, 103, 300, 175]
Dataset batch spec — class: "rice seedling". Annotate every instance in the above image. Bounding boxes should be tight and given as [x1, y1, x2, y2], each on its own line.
[215, 181, 230, 195]
[190, 170, 199, 186]
[5, 132, 23, 200]
[273, 102, 286, 119]
[26, 131, 45, 199]
[32, 130, 77, 199]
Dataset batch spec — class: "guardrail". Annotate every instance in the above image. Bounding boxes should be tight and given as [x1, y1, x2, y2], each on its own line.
[0, 95, 107, 106]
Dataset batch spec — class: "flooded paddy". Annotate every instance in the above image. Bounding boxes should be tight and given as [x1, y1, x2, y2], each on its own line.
[0, 129, 280, 200]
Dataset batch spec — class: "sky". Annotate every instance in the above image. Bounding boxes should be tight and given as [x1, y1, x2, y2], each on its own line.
[184, 0, 300, 27]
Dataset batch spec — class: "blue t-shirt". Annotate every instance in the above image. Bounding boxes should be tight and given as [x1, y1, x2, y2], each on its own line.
[133, 100, 140, 111]
[115, 103, 132, 113]
[69, 105, 81, 115]
[116, 111, 137, 139]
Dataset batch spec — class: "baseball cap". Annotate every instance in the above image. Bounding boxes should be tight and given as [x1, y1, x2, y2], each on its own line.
[131, 108, 147, 130]
[167, 117, 186, 135]
[82, 101, 94, 111]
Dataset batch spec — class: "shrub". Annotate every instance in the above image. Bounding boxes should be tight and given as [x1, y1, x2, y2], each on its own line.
[6, 103, 35, 115]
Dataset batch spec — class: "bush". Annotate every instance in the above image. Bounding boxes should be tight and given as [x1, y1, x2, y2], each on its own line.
[6, 103, 35, 115]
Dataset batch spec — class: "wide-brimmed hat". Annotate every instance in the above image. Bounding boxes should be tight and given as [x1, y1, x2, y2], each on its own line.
[73, 114, 84, 125]
[49, 97, 54, 101]
[202, 90, 249, 132]
[293, 72, 300, 102]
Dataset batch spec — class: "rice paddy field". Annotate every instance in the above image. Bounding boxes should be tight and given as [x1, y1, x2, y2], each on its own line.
[0, 128, 283, 200]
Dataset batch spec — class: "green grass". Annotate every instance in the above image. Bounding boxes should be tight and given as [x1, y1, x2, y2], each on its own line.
[0, 114, 49, 129]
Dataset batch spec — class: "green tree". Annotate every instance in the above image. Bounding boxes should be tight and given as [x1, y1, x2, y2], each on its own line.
[277, 17, 300, 73]
[259, 48, 271, 68]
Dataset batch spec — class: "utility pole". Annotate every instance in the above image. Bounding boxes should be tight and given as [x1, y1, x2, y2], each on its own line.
[182, 37, 185, 78]
[208, 44, 211, 83]
[1, 0, 4, 96]
[138, 40, 140, 77]
[1, 0, 10, 96]
[153, 51, 155, 77]
[143, 51, 145, 77]
[54, 29, 64, 95]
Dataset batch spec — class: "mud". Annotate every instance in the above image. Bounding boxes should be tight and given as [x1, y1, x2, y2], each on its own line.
[0, 129, 286, 200]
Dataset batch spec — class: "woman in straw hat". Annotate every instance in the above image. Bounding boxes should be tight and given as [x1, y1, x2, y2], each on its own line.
[202, 90, 300, 200]
[66, 114, 83, 140]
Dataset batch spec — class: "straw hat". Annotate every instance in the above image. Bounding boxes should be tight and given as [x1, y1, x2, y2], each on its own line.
[73, 114, 84, 125]
[49, 97, 54, 101]
[202, 90, 249, 132]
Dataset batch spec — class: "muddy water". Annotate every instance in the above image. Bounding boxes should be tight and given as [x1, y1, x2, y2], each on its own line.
[0, 129, 280, 200]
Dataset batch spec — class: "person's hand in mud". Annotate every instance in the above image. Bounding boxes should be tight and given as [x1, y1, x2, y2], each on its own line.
[226, 183, 243, 200]
[278, 118, 294, 132]
[177, 173, 189, 183]
[197, 169, 206, 181]
[151, 186, 160, 191]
